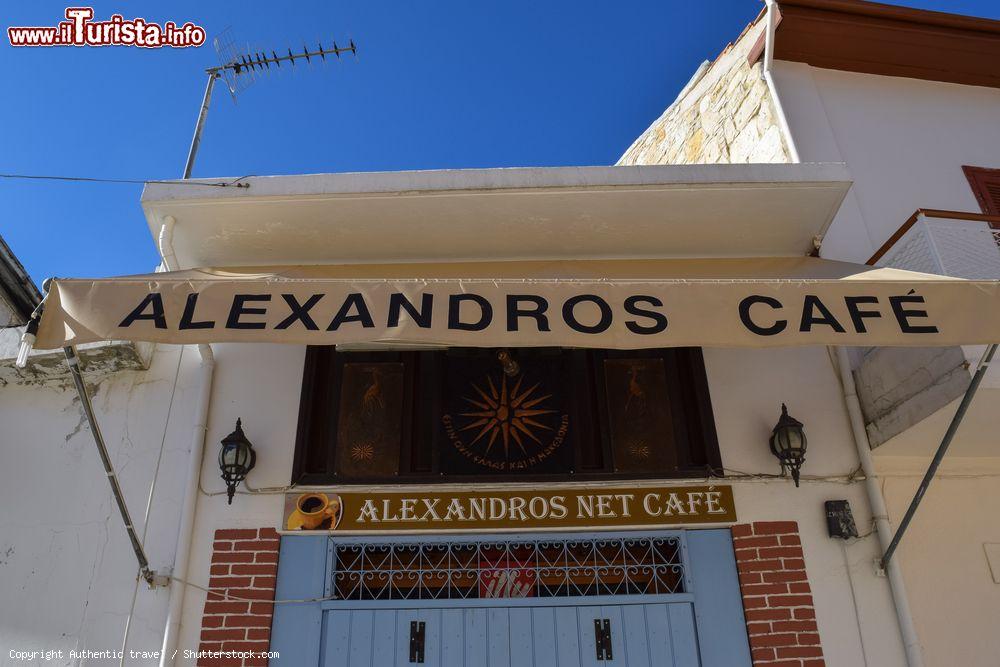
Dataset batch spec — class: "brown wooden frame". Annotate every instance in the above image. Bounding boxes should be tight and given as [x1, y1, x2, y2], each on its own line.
[748, 0, 1000, 90]
[963, 166, 1000, 216]
[291, 347, 722, 485]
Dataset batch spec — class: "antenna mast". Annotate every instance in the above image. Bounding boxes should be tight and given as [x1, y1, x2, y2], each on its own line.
[182, 31, 357, 178]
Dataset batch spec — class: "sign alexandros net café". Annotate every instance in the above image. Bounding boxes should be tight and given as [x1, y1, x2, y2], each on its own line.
[282, 486, 736, 533]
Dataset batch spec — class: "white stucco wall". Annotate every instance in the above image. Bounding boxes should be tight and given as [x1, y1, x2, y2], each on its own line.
[772, 61, 1000, 263]
[164, 343, 907, 666]
[875, 456, 1000, 667]
[0, 345, 916, 665]
[0, 345, 202, 665]
[176, 342, 306, 661]
[0, 339, 910, 666]
[771, 61, 1000, 667]
[703, 346, 905, 667]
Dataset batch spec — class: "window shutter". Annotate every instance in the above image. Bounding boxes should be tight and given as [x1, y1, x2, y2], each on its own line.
[293, 346, 721, 485]
[963, 165, 1000, 217]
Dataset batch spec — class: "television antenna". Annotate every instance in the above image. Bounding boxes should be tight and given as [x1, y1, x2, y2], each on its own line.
[182, 28, 357, 178]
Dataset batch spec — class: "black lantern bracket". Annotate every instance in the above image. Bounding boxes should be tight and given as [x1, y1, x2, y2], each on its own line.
[769, 403, 807, 486]
[219, 418, 257, 504]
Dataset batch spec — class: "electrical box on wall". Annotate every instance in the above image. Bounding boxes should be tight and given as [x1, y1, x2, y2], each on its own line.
[825, 500, 858, 539]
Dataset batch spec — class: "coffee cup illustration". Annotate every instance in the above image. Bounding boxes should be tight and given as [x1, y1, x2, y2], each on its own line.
[286, 492, 343, 530]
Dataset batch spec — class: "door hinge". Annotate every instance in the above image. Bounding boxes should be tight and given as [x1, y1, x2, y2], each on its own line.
[409, 620, 425, 663]
[594, 618, 613, 661]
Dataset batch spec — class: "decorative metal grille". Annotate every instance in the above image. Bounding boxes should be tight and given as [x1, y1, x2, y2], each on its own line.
[330, 536, 684, 601]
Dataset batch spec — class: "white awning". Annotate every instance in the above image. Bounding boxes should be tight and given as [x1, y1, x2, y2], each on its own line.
[35, 257, 1000, 349]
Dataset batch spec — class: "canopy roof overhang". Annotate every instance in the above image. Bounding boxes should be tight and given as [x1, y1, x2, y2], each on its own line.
[32, 163, 998, 350]
[140, 164, 852, 268]
[34, 257, 1000, 350]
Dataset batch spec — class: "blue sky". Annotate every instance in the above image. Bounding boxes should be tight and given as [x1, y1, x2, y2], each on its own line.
[3, 0, 999, 286]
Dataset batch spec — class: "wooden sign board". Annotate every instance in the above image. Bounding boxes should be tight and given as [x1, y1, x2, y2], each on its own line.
[282, 485, 735, 534]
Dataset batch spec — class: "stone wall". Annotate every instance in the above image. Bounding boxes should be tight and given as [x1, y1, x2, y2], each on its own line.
[618, 18, 789, 167]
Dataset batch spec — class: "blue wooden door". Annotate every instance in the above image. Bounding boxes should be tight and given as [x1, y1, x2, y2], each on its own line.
[272, 530, 750, 667]
[322, 609, 444, 666]
[319, 602, 699, 667]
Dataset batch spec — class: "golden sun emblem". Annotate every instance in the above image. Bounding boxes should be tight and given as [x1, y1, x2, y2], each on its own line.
[350, 442, 375, 462]
[460, 374, 556, 459]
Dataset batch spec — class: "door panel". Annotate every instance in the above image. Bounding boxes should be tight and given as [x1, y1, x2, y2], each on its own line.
[463, 607, 488, 666]
[439, 609, 464, 666]
[486, 608, 510, 665]
[621, 604, 655, 667]
[553, 605, 583, 667]
[575, 605, 631, 667]
[371, 610, 397, 665]
[575, 605, 605, 667]
[395, 609, 439, 667]
[322, 610, 351, 666]
[602, 606, 627, 667]
[528, 607, 559, 666]
[348, 610, 375, 665]
[644, 603, 678, 667]
[668, 604, 700, 666]
[321, 603, 698, 667]
[508, 608, 534, 665]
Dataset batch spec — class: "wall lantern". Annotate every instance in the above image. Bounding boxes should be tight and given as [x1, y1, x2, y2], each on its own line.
[219, 418, 257, 504]
[769, 404, 807, 487]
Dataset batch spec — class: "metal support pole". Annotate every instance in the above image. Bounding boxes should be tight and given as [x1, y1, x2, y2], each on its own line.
[182, 72, 218, 179]
[64, 346, 155, 585]
[881, 343, 997, 568]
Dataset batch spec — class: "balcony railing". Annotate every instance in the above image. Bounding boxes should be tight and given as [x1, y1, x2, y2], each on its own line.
[868, 209, 1000, 279]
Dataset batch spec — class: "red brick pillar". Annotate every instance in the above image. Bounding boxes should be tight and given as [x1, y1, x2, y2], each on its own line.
[732, 521, 825, 667]
[197, 528, 280, 667]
